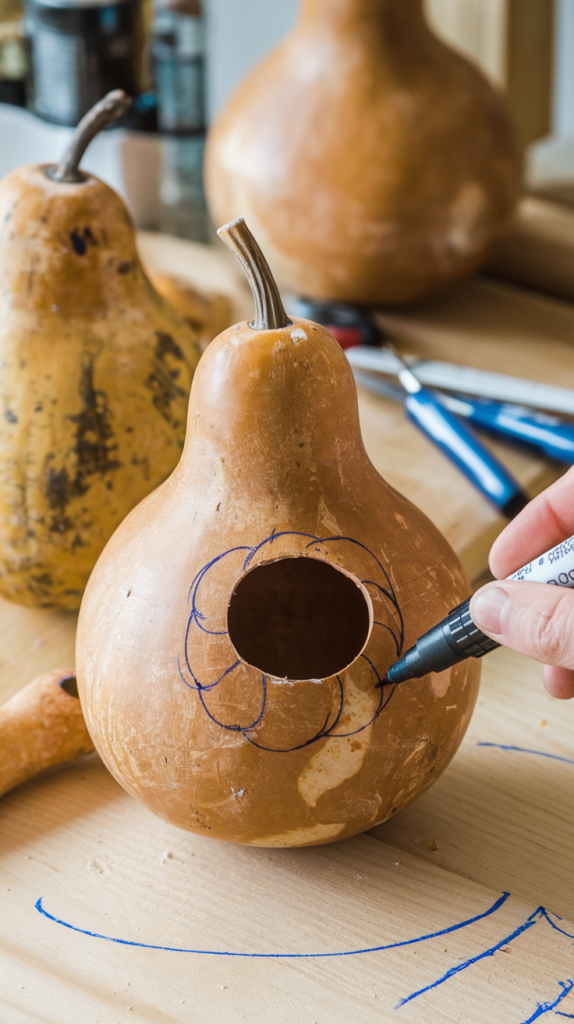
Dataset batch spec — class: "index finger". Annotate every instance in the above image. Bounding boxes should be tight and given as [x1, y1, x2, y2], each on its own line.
[490, 465, 574, 579]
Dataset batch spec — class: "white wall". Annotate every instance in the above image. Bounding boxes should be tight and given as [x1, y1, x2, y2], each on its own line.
[205, 0, 298, 121]
[555, 0, 574, 136]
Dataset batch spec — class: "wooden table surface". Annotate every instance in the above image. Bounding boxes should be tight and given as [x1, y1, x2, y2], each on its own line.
[2, 230, 574, 1023]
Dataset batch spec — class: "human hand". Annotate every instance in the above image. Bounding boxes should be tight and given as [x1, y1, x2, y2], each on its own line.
[469, 466, 574, 699]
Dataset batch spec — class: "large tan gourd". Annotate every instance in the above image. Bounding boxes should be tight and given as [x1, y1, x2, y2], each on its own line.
[205, 0, 522, 305]
[0, 92, 201, 609]
[76, 220, 480, 848]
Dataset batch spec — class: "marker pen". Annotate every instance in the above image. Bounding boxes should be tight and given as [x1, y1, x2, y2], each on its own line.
[385, 534, 574, 684]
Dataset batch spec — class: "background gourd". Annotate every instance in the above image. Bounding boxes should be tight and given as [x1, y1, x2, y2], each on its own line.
[0, 92, 202, 610]
[76, 219, 481, 848]
[205, 0, 522, 305]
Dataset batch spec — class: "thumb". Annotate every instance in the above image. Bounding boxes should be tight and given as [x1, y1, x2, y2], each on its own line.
[470, 581, 574, 670]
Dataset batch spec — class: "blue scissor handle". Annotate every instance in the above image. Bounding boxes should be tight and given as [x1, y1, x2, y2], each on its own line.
[445, 395, 574, 465]
[405, 391, 529, 518]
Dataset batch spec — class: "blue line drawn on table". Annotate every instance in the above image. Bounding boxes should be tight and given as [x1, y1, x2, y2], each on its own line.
[34, 891, 574, 1020]
[521, 980, 573, 1022]
[396, 906, 574, 1009]
[394, 742, 574, 1014]
[177, 530, 404, 753]
[35, 890, 507, 957]
[477, 742, 574, 768]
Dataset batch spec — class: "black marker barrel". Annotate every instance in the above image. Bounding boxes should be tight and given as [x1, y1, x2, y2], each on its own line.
[386, 598, 500, 685]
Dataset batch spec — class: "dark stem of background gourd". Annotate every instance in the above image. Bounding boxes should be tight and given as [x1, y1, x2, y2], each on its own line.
[217, 218, 291, 331]
[48, 90, 132, 185]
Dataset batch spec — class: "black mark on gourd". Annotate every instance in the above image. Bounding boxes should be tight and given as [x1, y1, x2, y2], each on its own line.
[29, 572, 54, 599]
[4, 409, 17, 423]
[44, 358, 121, 532]
[70, 227, 98, 256]
[145, 331, 188, 428]
[116, 261, 131, 274]
[130, 452, 151, 480]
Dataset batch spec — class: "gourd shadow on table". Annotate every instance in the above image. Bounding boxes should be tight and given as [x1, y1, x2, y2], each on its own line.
[374, 647, 574, 919]
[0, 929, 177, 1024]
[0, 755, 121, 852]
[374, 756, 574, 913]
[4, 720, 574, 928]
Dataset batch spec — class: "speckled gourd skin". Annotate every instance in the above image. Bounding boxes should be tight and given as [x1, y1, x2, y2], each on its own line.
[76, 315, 480, 847]
[205, 0, 522, 305]
[0, 165, 201, 609]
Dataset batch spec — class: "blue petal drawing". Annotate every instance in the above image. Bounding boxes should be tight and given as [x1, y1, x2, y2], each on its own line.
[178, 530, 404, 752]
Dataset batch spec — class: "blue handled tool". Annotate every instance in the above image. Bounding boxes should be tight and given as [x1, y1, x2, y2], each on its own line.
[441, 394, 574, 464]
[387, 348, 529, 519]
[352, 370, 574, 465]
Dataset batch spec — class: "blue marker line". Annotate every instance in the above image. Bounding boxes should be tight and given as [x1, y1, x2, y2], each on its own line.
[541, 909, 574, 940]
[478, 743, 574, 768]
[180, 529, 403, 750]
[396, 905, 542, 1008]
[34, 891, 509, 959]
[521, 979, 573, 1022]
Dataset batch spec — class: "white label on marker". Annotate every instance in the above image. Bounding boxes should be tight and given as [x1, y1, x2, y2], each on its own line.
[508, 535, 574, 587]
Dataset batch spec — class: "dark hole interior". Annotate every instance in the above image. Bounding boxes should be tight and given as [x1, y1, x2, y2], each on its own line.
[60, 675, 79, 699]
[227, 557, 370, 680]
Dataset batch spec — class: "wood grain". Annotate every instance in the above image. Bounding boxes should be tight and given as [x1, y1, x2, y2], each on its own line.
[1, 648, 574, 1022]
[489, 195, 574, 304]
[2, 232, 574, 1021]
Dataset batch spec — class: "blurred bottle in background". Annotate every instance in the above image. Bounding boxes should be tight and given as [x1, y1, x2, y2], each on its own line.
[2, 0, 209, 242]
[0, 0, 26, 106]
[24, 0, 144, 126]
[152, 0, 209, 242]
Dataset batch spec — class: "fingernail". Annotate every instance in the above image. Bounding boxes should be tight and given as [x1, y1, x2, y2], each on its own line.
[471, 587, 509, 635]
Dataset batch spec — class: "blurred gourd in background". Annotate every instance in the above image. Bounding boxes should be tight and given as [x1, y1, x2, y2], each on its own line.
[205, 0, 523, 305]
[0, 91, 201, 610]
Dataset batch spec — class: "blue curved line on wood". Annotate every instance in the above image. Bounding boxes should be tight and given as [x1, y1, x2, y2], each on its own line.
[397, 904, 574, 1009]
[521, 980, 573, 1022]
[477, 742, 574, 768]
[34, 890, 509, 958]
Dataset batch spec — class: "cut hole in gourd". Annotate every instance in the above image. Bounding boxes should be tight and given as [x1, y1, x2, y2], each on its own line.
[227, 557, 371, 680]
[60, 675, 79, 699]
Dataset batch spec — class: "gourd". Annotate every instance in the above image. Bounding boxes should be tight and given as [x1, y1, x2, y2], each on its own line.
[76, 219, 480, 847]
[0, 91, 202, 609]
[205, 0, 522, 305]
[0, 670, 93, 799]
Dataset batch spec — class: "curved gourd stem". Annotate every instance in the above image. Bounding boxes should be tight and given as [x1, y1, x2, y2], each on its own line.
[217, 218, 291, 330]
[47, 90, 132, 184]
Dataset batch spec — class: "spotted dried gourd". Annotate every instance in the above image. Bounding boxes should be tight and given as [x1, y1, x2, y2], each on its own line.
[0, 91, 201, 608]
